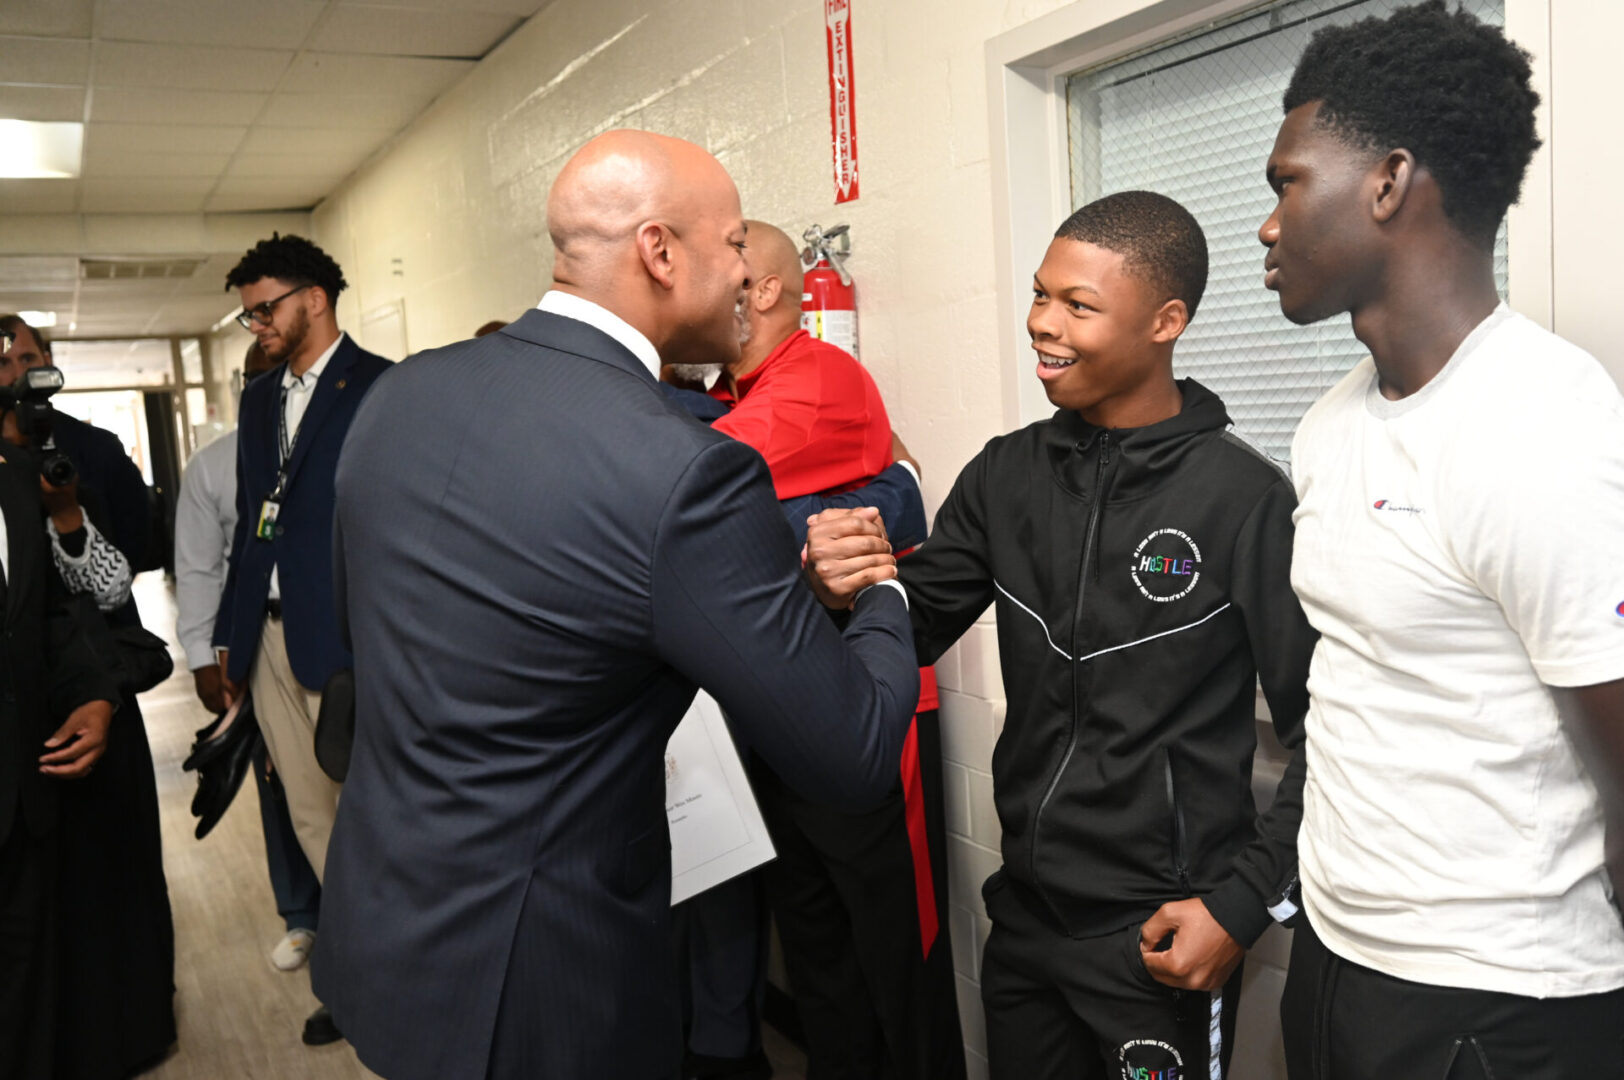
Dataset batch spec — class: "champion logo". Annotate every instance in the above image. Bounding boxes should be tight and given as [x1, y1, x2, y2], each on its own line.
[1373, 498, 1424, 515]
[1616, 600, 1624, 618]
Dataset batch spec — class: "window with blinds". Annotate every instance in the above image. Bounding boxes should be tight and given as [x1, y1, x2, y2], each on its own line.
[1065, 0, 1507, 461]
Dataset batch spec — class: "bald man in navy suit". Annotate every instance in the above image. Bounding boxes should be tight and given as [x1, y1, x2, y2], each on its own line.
[315, 131, 920, 1080]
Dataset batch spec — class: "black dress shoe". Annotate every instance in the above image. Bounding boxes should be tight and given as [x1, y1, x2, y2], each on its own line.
[683, 1049, 772, 1079]
[302, 1005, 344, 1046]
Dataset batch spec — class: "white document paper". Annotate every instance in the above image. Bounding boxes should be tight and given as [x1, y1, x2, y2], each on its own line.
[666, 691, 776, 905]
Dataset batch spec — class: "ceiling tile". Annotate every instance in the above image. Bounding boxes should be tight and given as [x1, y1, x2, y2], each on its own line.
[224, 152, 369, 179]
[0, 217, 83, 256]
[202, 213, 314, 253]
[204, 194, 321, 213]
[282, 52, 474, 97]
[0, 85, 86, 122]
[94, 41, 293, 92]
[209, 176, 340, 198]
[337, 0, 550, 15]
[81, 177, 214, 212]
[81, 147, 230, 177]
[258, 91, 421, 131]
[0, 180, 79, 213]
[237, 126, 386, 157]
[0, 291, 78, 315]
[81, 214, 209, 253]
[0, 256, 77, 290]
[91, 88, 268, 126]
[0, 36, 91, 84]
[206, 177, 339, 212]
[97, 0, 328, 50]
[77, 275, 192, 300]
[312, 6, 521, 58]
[0, 0, 94, 38]
[86, 122, 246, 155]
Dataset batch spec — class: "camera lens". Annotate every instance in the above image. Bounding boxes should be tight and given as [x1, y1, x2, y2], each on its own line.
[42, 452, 76, 488]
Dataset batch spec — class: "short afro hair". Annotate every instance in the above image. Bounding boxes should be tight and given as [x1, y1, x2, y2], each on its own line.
[1284, 0, 1540, 243]
[1055, 191, 1209, 319]
[225, 232, 348, 303]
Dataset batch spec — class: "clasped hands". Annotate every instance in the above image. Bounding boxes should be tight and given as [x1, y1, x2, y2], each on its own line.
[803, 507, 898, 609]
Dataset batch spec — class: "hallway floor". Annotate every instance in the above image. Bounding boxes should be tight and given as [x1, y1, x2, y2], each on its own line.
[128, 573, 805, 1078]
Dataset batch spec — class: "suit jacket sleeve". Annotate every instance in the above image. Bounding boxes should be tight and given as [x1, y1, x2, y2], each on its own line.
[332, 489, 350, 654]
[897, 447, 997, 666]
[1200, 478, 1317, 946]
[650, 439, 919, 808]
[777, 462, 927, 550]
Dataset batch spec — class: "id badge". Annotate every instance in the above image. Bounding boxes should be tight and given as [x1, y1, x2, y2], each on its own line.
[255, 498, 281, 541]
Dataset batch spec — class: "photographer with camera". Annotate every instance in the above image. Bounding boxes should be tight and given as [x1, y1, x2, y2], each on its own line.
[0, 316, 154, 575]
[1, 316, 177, 1078]
[0, 367, 132, 613]
[0, 326, 123, 1080]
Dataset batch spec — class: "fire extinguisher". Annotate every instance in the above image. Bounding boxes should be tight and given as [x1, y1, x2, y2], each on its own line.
[800, 223, 858, 359]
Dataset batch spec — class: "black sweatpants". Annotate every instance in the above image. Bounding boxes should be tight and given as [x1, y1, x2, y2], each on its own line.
[1282, 916, 1624, 1080]
[754, 710, 964, 1080]
[980, 871, 1241, 1080]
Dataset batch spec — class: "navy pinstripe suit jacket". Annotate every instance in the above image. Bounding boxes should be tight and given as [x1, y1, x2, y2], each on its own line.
[312, 309, 919, 1080]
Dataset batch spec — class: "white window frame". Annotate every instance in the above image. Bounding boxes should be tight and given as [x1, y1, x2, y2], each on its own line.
[984, 0, 1555, 429]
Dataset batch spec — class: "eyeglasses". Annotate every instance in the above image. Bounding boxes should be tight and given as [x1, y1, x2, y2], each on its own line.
[235, 284, 309, 330]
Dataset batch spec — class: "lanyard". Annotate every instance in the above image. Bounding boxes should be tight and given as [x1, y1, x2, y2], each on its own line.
[272, 376, 305, 500]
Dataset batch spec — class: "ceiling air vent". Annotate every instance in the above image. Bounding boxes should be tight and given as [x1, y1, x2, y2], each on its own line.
[80, 258, 206, 281]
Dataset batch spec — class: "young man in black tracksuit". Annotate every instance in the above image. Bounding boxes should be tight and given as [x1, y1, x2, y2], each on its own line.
[808, 191, 1317, 1079]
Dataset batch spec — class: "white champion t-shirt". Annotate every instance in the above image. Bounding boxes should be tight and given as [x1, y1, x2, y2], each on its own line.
[1290, 305, 1624, 998]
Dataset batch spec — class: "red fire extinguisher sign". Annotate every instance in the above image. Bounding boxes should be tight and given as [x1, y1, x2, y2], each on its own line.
[824, 0, 859, 204]
[801, 224, 858, 359]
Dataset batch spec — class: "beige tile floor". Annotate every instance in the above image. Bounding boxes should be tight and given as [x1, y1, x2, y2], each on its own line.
[130, 573, 805, 1079]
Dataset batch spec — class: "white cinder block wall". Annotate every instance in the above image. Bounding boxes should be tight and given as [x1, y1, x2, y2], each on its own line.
[311, 6, 1076, 1070]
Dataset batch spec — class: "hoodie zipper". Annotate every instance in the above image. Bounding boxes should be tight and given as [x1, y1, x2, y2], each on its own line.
[1028, 431, 1111, 932]
[1165, 748, 1192, 896]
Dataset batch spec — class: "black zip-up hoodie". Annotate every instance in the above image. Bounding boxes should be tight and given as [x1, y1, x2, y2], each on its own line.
[901, 379, 1315, 946]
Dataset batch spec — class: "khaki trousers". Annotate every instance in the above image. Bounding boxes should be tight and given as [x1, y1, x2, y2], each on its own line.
[248, 616, 340, 884]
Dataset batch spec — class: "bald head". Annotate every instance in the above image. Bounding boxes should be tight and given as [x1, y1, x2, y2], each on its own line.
[548, 130, 733, 283]
[731, 220, 814, 378]
[545, 130, 749, 367]
[742, 220, 804, 307]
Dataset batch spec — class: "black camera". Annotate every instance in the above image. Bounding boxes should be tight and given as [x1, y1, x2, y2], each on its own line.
[1, 366, 77, 487]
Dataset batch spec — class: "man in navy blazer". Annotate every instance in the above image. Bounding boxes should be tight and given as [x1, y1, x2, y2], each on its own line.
[212, 234, 390, 1043]
[313, 131, 920, 1080]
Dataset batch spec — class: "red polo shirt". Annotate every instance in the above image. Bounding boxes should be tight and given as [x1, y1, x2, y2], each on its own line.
[710, 329, 894, 500]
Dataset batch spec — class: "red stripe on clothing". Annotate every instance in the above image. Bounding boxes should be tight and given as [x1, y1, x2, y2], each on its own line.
[899, 715, 938, 958]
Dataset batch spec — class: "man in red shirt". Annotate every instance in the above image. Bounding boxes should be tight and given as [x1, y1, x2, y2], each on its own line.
[696, 221, 962, 1080]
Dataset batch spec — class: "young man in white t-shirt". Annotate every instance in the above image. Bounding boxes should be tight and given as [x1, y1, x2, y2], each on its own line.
[1259, 3, 1624, 1077]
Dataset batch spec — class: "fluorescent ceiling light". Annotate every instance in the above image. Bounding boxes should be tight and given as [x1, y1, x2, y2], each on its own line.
[18, 310, 57, 328]
[0, 120, 84, 179]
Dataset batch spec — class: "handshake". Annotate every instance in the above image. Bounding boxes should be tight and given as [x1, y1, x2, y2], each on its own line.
[802, 506, 900, 610]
